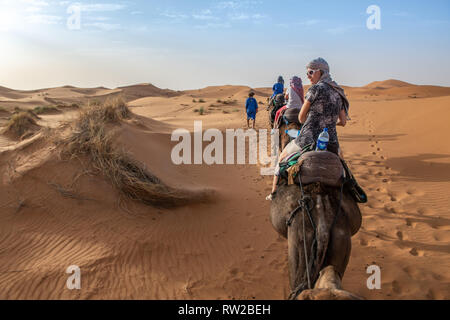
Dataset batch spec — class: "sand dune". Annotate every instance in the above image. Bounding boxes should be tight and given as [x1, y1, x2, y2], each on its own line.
[0, 80, 449, 299]
[0, 83, 180, 111]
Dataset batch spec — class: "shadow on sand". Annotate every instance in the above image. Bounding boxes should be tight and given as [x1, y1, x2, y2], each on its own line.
[385, 153, 450, 182]
[340, 133, 406, 143]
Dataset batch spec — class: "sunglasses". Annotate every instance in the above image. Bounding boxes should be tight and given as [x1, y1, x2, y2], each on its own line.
[307, 69, 319, 76]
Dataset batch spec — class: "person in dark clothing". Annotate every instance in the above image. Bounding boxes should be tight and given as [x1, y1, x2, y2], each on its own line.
[245, 92, 258, 129]
[272, 76, 285, 98]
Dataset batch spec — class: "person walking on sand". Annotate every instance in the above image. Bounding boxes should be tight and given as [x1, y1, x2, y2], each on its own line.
[266, 57, 350, 200]
[246, 92, 258, 129]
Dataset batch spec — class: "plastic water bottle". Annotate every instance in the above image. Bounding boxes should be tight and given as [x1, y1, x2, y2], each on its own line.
[285, 129, 301, 139]
[316, 128, 329, 151]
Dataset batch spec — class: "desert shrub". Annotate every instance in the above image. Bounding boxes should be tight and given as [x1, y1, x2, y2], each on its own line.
[34, 105, 59, 114]
[59, 98, 199, 207]
[199, 107, 204, 115]
[222, 99, 237, 105]
[3, 112, 39, 138]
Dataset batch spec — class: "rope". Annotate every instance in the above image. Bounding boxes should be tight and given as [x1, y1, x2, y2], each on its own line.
[286, 167, 345, 300]
[302, 206, 311, 289]
[287, 169, 318, 300]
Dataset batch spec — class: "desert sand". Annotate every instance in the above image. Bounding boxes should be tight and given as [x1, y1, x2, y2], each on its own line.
[0, 80, 449, 299]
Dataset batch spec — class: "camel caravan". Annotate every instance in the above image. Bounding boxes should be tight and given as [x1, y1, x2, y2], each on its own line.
[266, 58, 367, 300]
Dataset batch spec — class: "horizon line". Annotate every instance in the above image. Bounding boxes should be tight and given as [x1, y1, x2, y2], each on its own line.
[2, 79, 449, 93]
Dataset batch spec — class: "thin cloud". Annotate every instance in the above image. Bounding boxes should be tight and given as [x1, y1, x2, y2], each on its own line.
[229, 13, 266, 20]
[217, 0, 262, 10]
[26, 14, 62, 24]
[192, 9, 219, 21]
[78, 3, 126, 12]
[194, 22, 231, 29]
[160, 12, 189, 19]
[84, 22, 121, 31]
[217, 1, 240, 9]
[21, 0, 49, 6]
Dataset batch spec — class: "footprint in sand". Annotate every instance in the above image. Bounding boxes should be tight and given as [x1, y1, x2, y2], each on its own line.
[417, 207, 432, 215]
[406, 188, 425, 197]
[376, 187, 388, 193]
[384, 205, 398, 213]
[391, 280, 402, 294]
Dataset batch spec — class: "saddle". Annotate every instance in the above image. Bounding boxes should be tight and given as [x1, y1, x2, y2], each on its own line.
[285, 151, 344, 187]
[275, 107, 301, 130]
[279, 150, 368, 203]
[283, 108, 301, 125]
[278, 150, 366, 236]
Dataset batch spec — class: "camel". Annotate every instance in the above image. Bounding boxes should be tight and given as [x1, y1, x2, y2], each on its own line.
[267, 94, 285, 127]
[277, 109, 302, 152]
[269, 151, 364, 300]
[268, 103, 302, 153]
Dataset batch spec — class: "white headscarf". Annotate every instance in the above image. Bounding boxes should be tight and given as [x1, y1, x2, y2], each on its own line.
[307, 57, 350, 118]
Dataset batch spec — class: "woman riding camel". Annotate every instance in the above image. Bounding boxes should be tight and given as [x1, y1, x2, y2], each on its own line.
[266, 57, 349, 200]
[273, 76, 304, 128]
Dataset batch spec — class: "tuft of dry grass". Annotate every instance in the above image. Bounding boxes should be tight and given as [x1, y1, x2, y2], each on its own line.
[221, 99, 237, 105]
[3, 112, 40, 138]
[59, 97, 201, 207]
[34, 105, 60, 115]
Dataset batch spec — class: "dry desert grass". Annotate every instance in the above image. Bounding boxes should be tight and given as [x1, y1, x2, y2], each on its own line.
[2, 111, 40, 139]
[59, 97, 208, 207]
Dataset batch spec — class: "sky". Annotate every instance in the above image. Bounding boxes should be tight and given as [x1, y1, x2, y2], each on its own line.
[1, 0, 450, 90]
